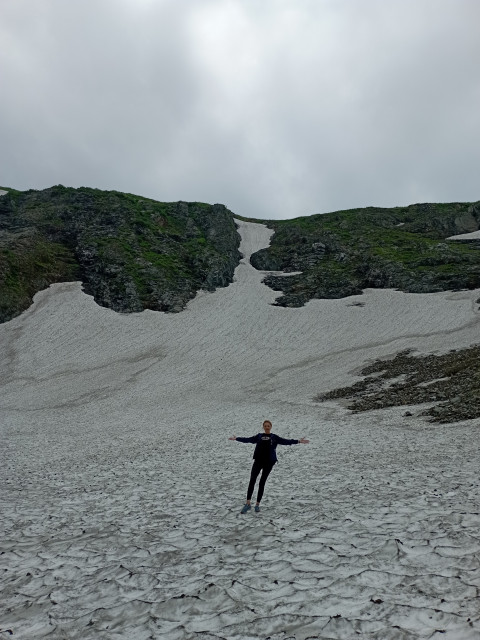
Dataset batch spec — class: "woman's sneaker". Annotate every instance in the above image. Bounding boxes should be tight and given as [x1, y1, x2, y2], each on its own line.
[240, 504, 251, 514]
[254, 506, 260, 513]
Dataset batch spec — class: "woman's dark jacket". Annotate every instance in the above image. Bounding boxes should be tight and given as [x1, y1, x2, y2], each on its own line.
[236, 433, 299, 463]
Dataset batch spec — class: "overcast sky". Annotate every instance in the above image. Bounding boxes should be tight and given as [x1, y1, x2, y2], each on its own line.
[1, 0, 479, 219]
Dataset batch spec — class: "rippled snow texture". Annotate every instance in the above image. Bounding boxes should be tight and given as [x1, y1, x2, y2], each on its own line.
[1, 220, 480, 639]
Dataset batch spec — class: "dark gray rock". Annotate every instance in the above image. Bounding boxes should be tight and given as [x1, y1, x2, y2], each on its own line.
[250, 200, 480, 307]
[0, 187, 241, 322]
[317, 345, 480, 423]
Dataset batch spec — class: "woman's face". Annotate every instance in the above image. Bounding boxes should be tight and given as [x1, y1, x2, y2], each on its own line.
[263, 421, 272, 434]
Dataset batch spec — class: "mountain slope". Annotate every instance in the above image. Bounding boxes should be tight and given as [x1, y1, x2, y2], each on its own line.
[249, 201, 480, 307]
[1, 219, 479, 638]
[2, 187, 480, 321]
[0, 185, 241, 322]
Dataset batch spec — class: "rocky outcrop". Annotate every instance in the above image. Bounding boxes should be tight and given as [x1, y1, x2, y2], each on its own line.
[317, 345, 480, 423]
[250, 201, 480, 307]
[0, 186, 241, 322]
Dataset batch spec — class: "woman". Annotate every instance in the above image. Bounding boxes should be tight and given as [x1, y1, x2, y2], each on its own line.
[229, 420, 309, 513]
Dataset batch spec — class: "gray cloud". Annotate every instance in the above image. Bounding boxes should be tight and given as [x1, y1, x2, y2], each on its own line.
[1, 0, 479, 219]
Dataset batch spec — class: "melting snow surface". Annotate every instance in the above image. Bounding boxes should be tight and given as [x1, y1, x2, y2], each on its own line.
[447, 230, 480, 240]
[1, 219, 480, 639]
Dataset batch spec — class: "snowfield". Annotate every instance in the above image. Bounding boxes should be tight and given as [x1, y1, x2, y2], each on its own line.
[1, 219, 479, 639]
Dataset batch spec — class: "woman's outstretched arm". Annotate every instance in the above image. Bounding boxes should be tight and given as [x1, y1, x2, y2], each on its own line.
[275, 435, 310, 445]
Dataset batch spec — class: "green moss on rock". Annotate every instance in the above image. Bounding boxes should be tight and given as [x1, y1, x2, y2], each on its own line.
[0, 186, 241, 322]
[250, 201, 480, 306]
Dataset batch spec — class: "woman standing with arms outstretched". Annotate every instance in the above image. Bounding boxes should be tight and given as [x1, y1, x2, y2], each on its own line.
[229, 420, 310, 513]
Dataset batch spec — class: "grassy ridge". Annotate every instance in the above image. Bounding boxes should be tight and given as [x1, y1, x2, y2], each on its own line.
[0, 238, 79, 322]
[0, 186, 240, 322]
[249, 202, 480, 306]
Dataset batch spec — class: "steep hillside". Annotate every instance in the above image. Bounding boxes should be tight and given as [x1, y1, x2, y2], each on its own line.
[2, 218, 480, 639]
[2, 187, 480, 323]
[0, 186, 241, 322]
[249, 202, 480, 307]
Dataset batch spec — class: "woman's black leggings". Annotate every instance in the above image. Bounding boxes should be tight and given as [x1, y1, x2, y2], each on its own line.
[247, 459, 275, 503]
